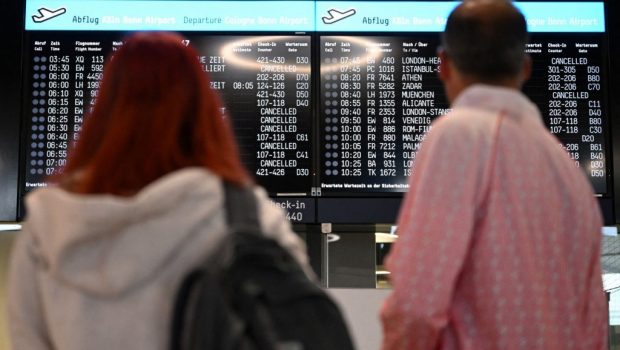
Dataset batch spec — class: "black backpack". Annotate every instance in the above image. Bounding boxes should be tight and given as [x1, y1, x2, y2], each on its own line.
[170, 184, 356, 350]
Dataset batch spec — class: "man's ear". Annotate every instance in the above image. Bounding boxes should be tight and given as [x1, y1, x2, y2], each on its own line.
[520, 54, 532, 84]
[438, 49, 451, 83]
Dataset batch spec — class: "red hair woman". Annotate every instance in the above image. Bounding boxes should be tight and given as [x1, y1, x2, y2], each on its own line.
[8, 32, 310, 350]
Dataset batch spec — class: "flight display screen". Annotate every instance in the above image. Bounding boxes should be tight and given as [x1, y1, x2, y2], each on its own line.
[23, 34, 313, 195]
[15, 0, 611, 222]
[318, 34, 608, 194]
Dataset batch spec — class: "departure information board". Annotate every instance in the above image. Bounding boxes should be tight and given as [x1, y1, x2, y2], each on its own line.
[15, 0, 611, 222]
[23, 34, 313, 195]
[318, 34, 609, 194]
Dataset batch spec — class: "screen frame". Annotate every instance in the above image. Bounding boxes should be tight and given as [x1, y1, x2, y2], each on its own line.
[0, 0, 25, 221]
[608, 0, 620, 225]
[8, 0, 618, 225]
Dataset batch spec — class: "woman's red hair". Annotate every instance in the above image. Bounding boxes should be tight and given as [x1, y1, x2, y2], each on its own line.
[60, 32, 250, 195]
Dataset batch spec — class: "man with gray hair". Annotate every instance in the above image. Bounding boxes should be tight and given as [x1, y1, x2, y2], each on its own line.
[381, 1, 607, 349]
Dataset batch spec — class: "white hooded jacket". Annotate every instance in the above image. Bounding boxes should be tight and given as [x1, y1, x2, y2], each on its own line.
[8, 168, 311, 350]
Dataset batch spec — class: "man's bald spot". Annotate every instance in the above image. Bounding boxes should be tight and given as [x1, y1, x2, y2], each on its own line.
[442, 0, 528, 82]
[453, 0, 524, 31]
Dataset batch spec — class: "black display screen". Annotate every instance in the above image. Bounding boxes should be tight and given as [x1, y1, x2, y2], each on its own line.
[21, 32, 611, 199]
[317, 34, 610, 195]
[21, 33, 313, 196]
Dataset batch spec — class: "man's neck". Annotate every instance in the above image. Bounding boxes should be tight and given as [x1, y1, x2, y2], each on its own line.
[460, 74, 522, 90]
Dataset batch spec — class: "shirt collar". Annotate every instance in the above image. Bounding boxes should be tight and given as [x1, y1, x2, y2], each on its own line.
[452, 84, 542, 123]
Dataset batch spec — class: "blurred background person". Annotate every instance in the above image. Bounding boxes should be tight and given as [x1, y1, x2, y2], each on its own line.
[381, 1, 607, 349]
[8, 32, 309, 350]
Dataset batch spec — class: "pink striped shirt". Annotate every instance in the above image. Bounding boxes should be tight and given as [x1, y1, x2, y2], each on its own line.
[381, 85, 607, 350]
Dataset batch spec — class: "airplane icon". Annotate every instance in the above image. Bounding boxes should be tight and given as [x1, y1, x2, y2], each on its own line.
[32, 7, 67, 23]
[322, 8, 356, 24]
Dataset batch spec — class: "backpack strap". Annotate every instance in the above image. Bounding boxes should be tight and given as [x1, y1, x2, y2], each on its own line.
[170, 269, 202, 350]
[223, 182, 260, 234]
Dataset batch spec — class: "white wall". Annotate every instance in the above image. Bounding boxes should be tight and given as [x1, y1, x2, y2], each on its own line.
[328, 288, 391, 350]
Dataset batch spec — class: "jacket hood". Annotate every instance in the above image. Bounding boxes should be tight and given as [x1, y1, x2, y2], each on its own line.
[24, 168, 224, 297]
